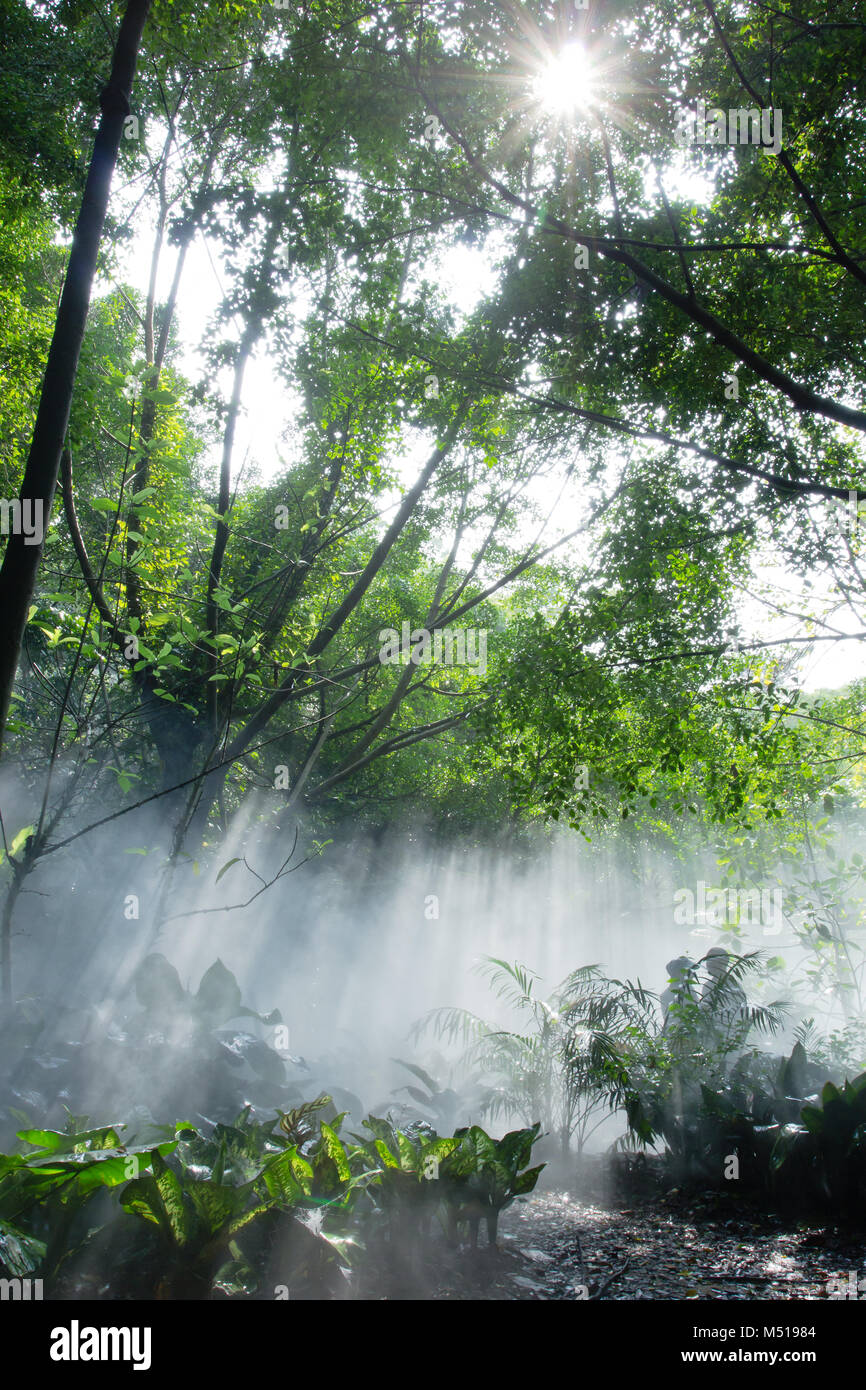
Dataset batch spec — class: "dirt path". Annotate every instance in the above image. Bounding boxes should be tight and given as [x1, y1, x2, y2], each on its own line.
[428, 1189, 866, 1301]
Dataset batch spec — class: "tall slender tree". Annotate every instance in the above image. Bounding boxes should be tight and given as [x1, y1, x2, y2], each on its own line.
[0, 0, 152, 749]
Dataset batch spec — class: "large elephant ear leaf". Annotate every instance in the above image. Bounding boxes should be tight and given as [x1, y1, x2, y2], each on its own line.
[134, 954, 186, 1014]
[781, 1041, 809, 1097]
[401, 1085, 433, 1106]
[392, 1058, 439, 1092]
[196, 959, 243, 1024]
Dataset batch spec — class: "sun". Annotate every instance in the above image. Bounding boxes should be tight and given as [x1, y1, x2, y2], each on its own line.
[533, 41, 596, 115]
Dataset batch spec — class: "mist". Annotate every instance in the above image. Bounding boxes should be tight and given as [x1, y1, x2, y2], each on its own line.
[4, 783, 843, 1148]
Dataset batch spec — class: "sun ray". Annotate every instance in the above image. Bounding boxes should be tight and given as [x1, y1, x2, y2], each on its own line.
[532, 41, 597, 115]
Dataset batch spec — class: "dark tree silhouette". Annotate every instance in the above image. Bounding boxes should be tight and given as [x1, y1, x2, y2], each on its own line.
[0, 0, 152, 749]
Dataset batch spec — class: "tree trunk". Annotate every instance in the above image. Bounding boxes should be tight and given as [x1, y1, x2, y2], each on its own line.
[0, 0, 152, 751]
[1, 871, 26, 1007]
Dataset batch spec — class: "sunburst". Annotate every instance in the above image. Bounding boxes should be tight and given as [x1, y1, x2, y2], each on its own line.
[531, 41, 597, 115]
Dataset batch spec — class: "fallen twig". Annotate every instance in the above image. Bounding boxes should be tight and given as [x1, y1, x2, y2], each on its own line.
[590, 1258, 630, 1300]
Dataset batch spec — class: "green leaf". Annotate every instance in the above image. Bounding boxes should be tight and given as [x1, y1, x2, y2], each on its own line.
[225, 1202, 272, 1239]
[16, 1129, 64, 1151]
[215, 858, 241, 884]
[510, 1163, 545, 1196]
[373, 1139, 399, 1169]
[187, 1180, 238, 1236]
[261, 1148, 306, 1205]
[495, 1123, 541, 1174]
[10, 825, 34, 857]
[396, 1131, 419, 1173]
[319, 1123, 351, 1183]
[150, 1149, 192, 1247]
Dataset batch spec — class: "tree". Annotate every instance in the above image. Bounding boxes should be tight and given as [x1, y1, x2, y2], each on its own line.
[0, 0, 153, 749]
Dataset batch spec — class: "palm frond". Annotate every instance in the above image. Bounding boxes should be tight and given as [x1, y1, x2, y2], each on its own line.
[743, 1001, 789, 1036]
[410, 1005, 487, 1048]
[475, 957, 540, 1009]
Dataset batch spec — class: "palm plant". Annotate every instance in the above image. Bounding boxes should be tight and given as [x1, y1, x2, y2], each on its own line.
[413, 958, 657, 1156]
[620, 952, 789, 1171]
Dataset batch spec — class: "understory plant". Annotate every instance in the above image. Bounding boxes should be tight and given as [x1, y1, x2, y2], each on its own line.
[0, 1097, 545, 1297]
[0, 955, 288, 1146]
[0, 1114, 178, 1284]
[617, 958, 866, 1207]
[414, 957, 658, 1155]
[619, 952, 790, 1178]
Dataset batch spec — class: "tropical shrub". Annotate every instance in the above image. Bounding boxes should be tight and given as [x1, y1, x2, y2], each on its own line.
[618, 953, 789, 1178]
[415, 957, 657, 1155]
[0, 1099, 545, 1297]
[768, 1073, 866, 1208]
[0, 1115, 177, 1284]
[0, 955, 287, 1144]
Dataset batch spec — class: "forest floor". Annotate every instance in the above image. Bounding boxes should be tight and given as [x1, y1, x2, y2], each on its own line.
[412, 1168, 866, 1302]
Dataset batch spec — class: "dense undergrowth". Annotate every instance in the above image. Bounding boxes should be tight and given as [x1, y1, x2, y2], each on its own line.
[0, 1102, 543, 1299]
[2, 948, 866, 1299]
